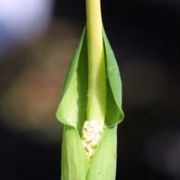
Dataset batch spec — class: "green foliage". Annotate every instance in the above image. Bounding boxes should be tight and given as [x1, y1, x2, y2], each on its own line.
[56, 28, 124, 180]
[56, 28, 124, 130]
[56, 28, 88, 132]
[61, 126, 88, 180]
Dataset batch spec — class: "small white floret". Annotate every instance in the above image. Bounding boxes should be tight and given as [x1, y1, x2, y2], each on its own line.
[82, 120, 104, 158]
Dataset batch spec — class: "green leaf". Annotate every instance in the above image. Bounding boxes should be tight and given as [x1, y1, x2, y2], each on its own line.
[56, 27, 124, 180]
[103, 30, 124, 126]
[56, 27, 124, 129]
[61, 126, 89, 180]
[87, 127, 117, 180]
[56, 28, 88, 131]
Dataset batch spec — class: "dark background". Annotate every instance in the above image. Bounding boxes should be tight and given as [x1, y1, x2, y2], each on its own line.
[0, 0, 180, 179]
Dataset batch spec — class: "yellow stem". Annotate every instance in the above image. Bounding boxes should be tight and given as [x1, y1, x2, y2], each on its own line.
[86, 0, 106, 123]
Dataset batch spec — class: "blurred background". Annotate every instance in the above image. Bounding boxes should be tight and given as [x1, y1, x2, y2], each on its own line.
[0, 0, 179, 179]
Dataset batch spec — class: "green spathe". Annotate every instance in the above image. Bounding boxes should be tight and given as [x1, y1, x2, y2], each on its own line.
[61, 126, 88, 180]
[56, 28, 124, 129]
[56, 27, 124, 180]
[61, 126, 117, 180]
[56, 28, 88, 131]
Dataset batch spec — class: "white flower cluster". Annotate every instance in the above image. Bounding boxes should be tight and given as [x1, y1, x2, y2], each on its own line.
[82, 120, 104, 158]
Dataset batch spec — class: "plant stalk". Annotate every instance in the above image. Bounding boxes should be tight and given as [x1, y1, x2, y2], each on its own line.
[86, 0, 106, 124]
